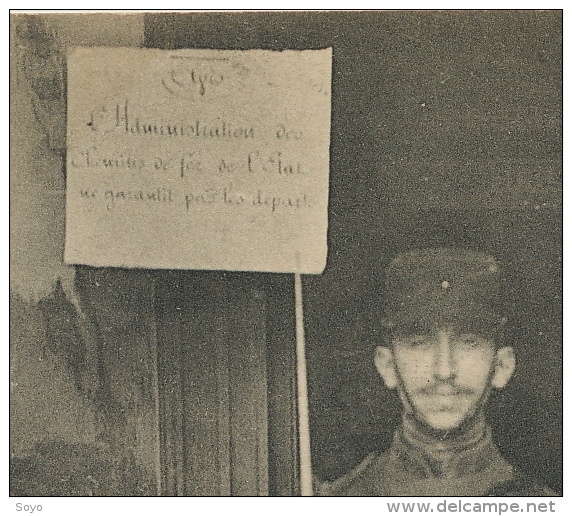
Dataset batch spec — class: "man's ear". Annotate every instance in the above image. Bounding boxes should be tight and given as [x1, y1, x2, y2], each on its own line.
[491, 346, 516, 389]
[374, 346, 398, 389]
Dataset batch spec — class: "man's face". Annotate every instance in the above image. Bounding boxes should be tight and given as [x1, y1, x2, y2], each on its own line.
[375, 327, 515, 433]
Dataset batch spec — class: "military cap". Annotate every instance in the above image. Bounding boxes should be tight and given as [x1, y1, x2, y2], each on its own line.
[381, 248, 506, 335]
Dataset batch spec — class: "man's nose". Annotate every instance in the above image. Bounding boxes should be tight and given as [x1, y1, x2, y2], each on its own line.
[434, 331, 456, 380]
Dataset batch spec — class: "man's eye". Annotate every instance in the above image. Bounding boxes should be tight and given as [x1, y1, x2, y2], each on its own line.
[457, 335, 481, 346]
[393, 335, 430, 347]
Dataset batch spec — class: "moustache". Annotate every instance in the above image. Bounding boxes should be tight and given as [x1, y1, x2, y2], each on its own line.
[416, 384, 475, 396]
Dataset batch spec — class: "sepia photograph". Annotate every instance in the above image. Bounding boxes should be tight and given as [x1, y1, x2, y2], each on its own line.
[9, 10, 562, 501]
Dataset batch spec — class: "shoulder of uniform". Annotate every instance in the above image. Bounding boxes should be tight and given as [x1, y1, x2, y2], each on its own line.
[486, 469, 560, 497]
[317, 452, 381, 496]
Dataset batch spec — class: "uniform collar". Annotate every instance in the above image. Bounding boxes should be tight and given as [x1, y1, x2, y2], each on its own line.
[390, 414, 505, 478]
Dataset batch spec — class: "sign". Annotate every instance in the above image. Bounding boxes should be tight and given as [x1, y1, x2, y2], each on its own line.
[65, 47, 332, 273]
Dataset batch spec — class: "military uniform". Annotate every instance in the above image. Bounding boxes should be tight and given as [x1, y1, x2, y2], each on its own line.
[319, 248, 558, 497]
[319, 421, 555, 496]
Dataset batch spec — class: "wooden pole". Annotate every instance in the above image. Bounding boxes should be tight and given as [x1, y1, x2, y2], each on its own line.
[294, 272, 314, 496]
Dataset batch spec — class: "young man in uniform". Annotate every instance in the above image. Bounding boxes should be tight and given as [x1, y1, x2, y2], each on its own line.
[320, 248, 556, 496]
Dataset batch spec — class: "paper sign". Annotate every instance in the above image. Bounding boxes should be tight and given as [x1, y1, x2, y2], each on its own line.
[64, 47, 331, 273]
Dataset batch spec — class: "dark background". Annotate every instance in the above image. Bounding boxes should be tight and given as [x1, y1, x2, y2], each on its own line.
[147, 10, 562, 491]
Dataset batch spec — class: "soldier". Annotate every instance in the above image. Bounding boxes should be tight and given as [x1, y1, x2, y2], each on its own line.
[320, 248, 556, 496]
